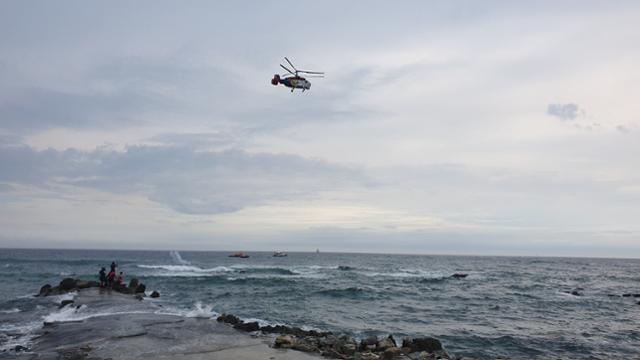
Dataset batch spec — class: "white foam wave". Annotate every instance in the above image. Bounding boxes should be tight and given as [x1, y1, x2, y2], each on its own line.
[0, 320, 41, 352]
[359, 269, 446, 278]
[183, 302, 219, 319]
[138, 264, 233, 273]
[170, 250, 190, 265]
[42, 305, 157, 324]
[0, 308, 21, 314]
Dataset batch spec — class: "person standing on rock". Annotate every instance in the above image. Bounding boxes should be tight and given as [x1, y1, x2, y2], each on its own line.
[110, 261, 117, 273]
[98, 267, 107, 288]
[116, 271, 124, 285]
[107, 269, 116, 288]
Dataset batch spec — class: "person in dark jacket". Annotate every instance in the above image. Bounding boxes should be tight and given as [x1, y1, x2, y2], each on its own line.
[98, 267, 107, 288]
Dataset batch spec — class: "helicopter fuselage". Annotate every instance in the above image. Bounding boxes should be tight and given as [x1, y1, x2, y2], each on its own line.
[271, 74, 311, 91]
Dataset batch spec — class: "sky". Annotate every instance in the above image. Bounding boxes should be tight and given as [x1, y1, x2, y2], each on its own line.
[1, 1, 639, 257]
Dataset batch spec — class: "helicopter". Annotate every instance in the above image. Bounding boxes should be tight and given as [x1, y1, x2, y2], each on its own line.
[271, 57, 324, 92]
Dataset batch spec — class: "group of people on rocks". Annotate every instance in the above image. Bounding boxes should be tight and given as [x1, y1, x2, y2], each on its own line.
[98, 261, 124, 288]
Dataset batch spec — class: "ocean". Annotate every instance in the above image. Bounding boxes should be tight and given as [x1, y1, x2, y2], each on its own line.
[1, 249, 639, 359]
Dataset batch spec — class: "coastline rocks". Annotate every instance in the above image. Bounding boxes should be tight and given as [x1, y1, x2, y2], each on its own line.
[377, 335, 397, 352]
[39, 284, 52, 296]
[360, 336, 379, 351]
[37, 277, 147, 298]
[233, 321, 260, 332]
[357, 352, 381, 360]
[274, 334, 296, 348]
[135, 283, 146, 294]
[381, 347, 402, 360]
[218, 311, 447, 360]
[217, 313, 241, 325]
[402, 337, 443, 354]
[60, 278, 77, 291]
[128, 278, 139, 289]
[150, 290, 160, 298]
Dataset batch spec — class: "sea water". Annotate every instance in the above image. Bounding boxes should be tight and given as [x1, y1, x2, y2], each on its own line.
[1, 249, 639, 359]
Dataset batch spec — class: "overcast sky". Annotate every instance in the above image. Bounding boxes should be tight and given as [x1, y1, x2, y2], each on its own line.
[1, 1, 639, 257]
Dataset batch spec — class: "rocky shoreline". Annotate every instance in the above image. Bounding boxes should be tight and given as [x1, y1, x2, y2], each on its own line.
[4, 277, 503, 360]
[216, 312, 451, 360]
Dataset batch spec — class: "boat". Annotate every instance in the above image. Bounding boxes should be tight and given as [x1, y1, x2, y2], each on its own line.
[272, 251, 288, 257]
[229, 252, 249, 258]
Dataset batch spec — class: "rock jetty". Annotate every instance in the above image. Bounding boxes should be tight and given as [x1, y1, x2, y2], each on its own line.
[38, 277, 156, 298]
[27, 278, 474, 360]
[217, 312, 452, 359]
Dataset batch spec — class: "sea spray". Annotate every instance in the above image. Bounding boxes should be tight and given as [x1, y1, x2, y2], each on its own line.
[169, 251, 190, 265]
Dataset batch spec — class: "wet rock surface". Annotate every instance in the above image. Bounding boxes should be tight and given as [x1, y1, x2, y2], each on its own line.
[9, 287, 319, 360]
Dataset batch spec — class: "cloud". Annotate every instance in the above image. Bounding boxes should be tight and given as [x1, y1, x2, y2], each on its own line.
[0, 87, 174, 134]
[0, 143, 367, 214]
[616, 125, 631, 133]
[547, 103, 581, 121]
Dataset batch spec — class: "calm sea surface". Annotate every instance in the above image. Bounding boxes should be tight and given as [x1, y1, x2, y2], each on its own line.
[1, 249, 639, 359]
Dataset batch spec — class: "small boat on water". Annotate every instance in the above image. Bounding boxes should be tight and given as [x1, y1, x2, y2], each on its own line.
[229, 252, 249, 258]
[273, 251, 288, 257]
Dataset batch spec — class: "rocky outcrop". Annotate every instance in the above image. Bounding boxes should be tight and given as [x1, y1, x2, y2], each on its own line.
[218, 311, 449, 360]
[402, 337, 443, 353]
[451, 273, 468, 279]
[37, 277, 148, 298]
[150, 290, 160, 298]
[39, 284, 53, 296]
[233, 321, 260, 332]
[217, 313, 242, 325]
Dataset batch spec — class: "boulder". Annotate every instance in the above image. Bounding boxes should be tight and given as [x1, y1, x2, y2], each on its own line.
[59, 278, 77, 291]
[59, 300, 74, 308]
[135, 284, 146, 294]
[39, 284, 52, 296]
[408, 352, 436, 360]
[377, 335, 397, 352]
[334, 336, 357, 356]
[274, 334, 296, 348]
[150, 291, 160, 298]
[402, 337, 443, 353]
[112, 282, 129, 294]
[76, 280, 90, 289]
[75, 280, 99, 289]
[233, 321, 260, 332]
[292, 336, 320, 353]
[360, 336, 379, 351]
[381, 347, 403, 360]
[357, 352, 381, 360]
[217, 313, 241, 325]
[128, 278, 139, 290]
[260, 324, 287, 333]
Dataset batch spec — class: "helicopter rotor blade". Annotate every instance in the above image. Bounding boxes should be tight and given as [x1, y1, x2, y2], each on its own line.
[284, 57, 297, 71]
[280, 64, 296, 75]
[298, 70, 324, 75]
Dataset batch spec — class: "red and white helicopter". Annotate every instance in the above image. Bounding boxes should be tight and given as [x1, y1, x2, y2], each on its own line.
[271, 57, 324, 92]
